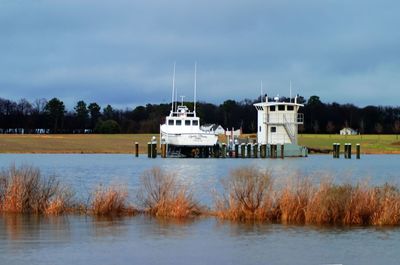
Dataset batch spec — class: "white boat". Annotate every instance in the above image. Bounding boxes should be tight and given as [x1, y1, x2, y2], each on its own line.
[159, 63, 218, 157]
[160, 104, 218, 147]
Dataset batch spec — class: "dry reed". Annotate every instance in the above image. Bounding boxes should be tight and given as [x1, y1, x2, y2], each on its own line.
[0, 165, 73, 215]
[214, 167, 276, 221]
[138, 167, 201, 218]
[277, 177, 314, 224]
[90, 184, 135, 216]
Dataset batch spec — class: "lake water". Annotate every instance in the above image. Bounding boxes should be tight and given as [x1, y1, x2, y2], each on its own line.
[0, 154, 400, 265]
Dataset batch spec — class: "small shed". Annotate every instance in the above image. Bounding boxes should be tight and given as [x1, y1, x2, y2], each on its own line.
[340, 127, 357, 135]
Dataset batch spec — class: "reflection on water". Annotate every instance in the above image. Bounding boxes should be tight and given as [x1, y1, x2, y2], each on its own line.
[1, 213, 400, 265]
[1, 154, 400, 265]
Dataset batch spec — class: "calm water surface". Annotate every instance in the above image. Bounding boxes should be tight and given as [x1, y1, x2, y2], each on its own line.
[0, 154, 399, 265]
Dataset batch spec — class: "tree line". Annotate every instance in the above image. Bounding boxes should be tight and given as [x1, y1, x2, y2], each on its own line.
[0, 96, 399, 134]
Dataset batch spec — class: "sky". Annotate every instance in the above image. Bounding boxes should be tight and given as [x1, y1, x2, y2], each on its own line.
[1, 0, 400, 109]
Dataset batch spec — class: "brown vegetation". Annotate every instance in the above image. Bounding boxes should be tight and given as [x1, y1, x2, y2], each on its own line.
[90, 184, 135, 216]
[1, 165, 400, 226]
[138, 167, 201, 218]
[0, 165, 73, 215]
[214, 167, 277, 221]
[214, 169, 400, 225]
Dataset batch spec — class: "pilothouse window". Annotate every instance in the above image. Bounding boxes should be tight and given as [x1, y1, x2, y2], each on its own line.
[168, 120, 174, 126]
[185, 120, 191, 126]
[176, 120, 182, 126]
[193, 120, 198, 126]
[278, 105, 285, 111]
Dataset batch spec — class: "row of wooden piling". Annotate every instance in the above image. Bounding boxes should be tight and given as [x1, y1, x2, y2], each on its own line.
[136, 142, 288, 158]
[332, 143, 361, 159]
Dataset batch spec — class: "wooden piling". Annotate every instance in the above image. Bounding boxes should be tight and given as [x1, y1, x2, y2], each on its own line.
[344, 143, 349, 159]
[235, 144, 239, 158]
[356, 144, 360, 159]
[260, 144, 267, 158]
[271, 144, 277, 158]
[280, 144, 284, 159]
[247, 144, 252, 158]
[332, 143, 336, 158]
[151, 142, 157, 158]
[161, 143, 166, 158]
[147, 142, 151, 158]
[221, 143, 227, 158]
[241, 144, 246, 158]
[135, 142, 139, 157]
[253, 144, 258, 158]
[348, 143, 352, 159]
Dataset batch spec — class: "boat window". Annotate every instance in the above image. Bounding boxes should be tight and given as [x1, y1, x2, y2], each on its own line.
[259, 126, 261, 132]
[278, 105, 285, 111]
[176, 120, 182, 126]
[271, 127, 276, 133]
[287, 105, 294, 111]
[270, 106, 276, 111]
[193, 120, 198, 126]
[168, 120, 174, 126]
[185, 120, 191, 126]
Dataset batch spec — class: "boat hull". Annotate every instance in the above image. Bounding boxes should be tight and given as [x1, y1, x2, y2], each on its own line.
[160, 131, 218, 147]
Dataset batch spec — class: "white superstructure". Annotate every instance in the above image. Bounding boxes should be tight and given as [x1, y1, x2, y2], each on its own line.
[254, 96, 304, 145]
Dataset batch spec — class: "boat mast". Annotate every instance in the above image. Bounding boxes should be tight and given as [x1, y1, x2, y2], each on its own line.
[171, 63, 176, 112]
[194, 62, 197, 114]
[289, 80, 292, 103]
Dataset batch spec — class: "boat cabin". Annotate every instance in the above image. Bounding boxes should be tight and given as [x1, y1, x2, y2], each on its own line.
[254, 96, 304, 145]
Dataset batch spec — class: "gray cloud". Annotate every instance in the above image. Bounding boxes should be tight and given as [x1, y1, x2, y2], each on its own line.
[1, 0, 399, 109]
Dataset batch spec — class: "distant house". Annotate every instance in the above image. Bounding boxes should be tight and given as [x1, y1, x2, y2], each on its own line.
[340, 127, 357, 135]
[201, 124, 225, 135]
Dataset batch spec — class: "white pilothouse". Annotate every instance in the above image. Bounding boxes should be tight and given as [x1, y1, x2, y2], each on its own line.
[159, 64, 218, 157]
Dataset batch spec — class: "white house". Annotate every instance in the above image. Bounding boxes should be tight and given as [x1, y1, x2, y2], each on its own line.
[340, 127, 357, 135]
[201, 124, 225, 135]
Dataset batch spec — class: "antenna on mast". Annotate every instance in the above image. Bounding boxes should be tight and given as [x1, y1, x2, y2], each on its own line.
[260, 80, 263, 102]
[175, 65, 178, 112]
[289, 80, 292, 103]
[194, 62, 197, 114]
[171, 62, 176, 112]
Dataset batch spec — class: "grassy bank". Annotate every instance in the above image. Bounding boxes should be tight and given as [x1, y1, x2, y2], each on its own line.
[0, 134, 157, 154]
[0, 133, 398, 154]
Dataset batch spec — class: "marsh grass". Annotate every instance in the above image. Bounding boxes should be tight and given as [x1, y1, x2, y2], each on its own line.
[0, 165, 73, 215]
[90, 184, 135, 216]
[1, 165, 399, 225]
[214, 167, 277, 221]
[138, 167, 201, 218]
[214, 169, 400, 226]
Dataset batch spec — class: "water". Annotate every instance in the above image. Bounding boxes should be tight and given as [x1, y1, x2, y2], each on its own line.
[0, 154, 400, 265]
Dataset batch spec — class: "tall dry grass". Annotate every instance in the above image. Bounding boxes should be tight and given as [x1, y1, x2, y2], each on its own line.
[0, 165, 73, 215]
[213, 168, 400, 226]
[90, 184, 135, 216]
[277, 177, 314, 224]
[138, 167, 201, 218]
[214, 167, 277, 221]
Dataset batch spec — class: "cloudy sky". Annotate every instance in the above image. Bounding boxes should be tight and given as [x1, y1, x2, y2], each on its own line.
[1, 0, 399, 109]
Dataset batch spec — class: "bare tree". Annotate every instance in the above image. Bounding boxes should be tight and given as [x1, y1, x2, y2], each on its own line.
[326, 121, 335, 136]
[394, 120, 400, 140]
[375, 123, 383, 139]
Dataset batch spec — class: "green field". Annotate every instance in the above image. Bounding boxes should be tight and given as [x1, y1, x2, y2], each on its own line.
[0, 134, 399, 154]
[298, 134, 400, 154]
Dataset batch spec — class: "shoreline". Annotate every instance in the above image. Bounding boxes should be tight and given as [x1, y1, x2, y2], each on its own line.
[0, 133, 399, 155]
